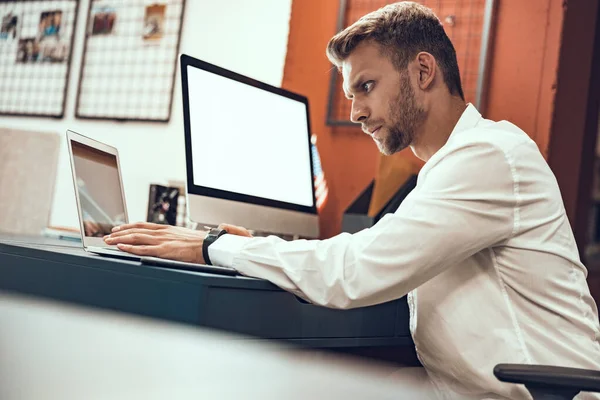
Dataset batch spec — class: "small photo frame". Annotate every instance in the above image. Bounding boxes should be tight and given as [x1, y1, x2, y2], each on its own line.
[143, 4, 166, 41]
[91, 6, 116, 35]
[147, 184, 179, 226]
[16, 38, 39, 63]
[0, 12, 19, 40]
[38, 10, 62, 40]
[35, 10, 68, 62]
[39, 36, 69, 62]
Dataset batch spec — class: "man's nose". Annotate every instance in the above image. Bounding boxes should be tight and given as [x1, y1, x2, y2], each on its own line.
[350, 100, 369, 123]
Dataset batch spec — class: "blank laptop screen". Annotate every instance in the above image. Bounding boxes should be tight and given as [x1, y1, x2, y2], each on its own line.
[71, 141, 126, 237]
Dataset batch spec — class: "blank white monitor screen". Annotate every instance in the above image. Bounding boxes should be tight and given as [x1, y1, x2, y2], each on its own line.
[187, 66, 314, 208]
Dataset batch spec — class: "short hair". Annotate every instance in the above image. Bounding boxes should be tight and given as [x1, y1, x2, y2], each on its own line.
[326, 2, 464, 100]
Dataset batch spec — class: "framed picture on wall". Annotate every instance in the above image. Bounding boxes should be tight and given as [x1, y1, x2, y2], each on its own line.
[75, 0, 187, 122]
[0, 0, 78, 118]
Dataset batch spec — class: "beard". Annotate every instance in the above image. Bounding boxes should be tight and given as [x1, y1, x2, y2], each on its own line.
[376, 72, 426, 156]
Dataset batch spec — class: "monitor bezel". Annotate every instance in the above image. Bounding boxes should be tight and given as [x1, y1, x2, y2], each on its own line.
[180, 53, 318, 215]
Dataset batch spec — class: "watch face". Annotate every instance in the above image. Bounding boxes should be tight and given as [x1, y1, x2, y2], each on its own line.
[209, 228, 226, 237]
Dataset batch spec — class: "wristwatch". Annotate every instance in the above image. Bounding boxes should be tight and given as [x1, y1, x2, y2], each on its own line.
[202, 228, 228, 265]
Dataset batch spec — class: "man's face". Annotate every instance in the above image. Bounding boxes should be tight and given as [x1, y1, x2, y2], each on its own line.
[341, 42, 426, 155]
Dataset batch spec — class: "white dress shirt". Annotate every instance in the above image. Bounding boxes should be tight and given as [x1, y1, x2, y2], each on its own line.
[209, 104, 600, 399]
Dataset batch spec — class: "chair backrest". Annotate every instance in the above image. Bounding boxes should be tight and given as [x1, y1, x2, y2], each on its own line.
[0, 128, 60, 235]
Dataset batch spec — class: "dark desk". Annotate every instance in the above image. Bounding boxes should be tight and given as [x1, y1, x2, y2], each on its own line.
[0, 235, 414, 350]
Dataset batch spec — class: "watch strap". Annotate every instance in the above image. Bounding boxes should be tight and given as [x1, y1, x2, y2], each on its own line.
[202, 228, 227, 265]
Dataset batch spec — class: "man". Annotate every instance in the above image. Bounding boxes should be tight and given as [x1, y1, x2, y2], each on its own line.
[104, 2, 600, 399]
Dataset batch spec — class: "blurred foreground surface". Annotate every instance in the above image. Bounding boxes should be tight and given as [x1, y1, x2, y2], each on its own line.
[0, 291, 436, 400]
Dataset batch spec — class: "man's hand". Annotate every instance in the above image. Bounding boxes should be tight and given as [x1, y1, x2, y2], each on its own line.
[103, 222, 207, 263]
[103, 222, 253, 263]
[216, 223, 253, 238]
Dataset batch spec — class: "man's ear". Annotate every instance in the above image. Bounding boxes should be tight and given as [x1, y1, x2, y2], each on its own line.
[412, 52, 436, 91]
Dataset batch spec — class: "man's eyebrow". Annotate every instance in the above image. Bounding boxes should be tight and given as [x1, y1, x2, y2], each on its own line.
[343, 74, 368, 100]
[351, 77, 366, 92]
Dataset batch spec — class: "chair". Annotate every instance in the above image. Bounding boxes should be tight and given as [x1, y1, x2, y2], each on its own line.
[494, 363, 600, 399]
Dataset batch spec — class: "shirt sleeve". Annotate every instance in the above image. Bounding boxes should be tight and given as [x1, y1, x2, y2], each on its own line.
[209, 234, 252, 267]
[210, 141, 518, 309]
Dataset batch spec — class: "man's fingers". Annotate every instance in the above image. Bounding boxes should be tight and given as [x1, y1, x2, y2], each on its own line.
[218, 223, 253, 237]
[116, 243, 159, 256]
[112, 222, 166, 233]
[106, 228, 161, 240]
[105, 233, 161, 246]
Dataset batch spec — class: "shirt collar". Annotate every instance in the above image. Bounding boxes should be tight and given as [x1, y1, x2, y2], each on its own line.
[448, 103, 483, 140]
[419, 103, 483, 176]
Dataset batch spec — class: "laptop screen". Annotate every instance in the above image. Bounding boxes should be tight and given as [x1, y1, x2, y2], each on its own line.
[71, 140, 126, 238]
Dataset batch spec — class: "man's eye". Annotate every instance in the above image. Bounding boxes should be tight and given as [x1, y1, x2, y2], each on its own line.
[362, 81, 374, 93]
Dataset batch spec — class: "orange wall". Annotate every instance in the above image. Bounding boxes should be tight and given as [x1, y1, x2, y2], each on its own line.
[282, 0, 565, 238]
[485, 0, 564, 157]
[281, 0, 378, 238]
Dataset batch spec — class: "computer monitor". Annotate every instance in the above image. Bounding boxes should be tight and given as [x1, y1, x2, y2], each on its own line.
[180, 54, 319, 238]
